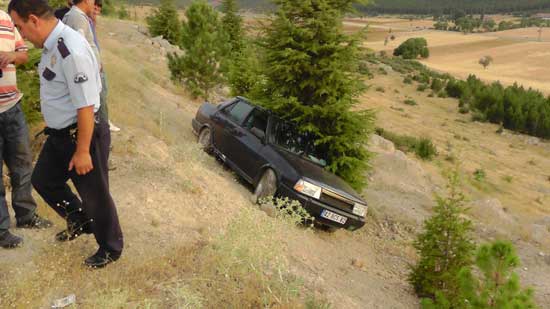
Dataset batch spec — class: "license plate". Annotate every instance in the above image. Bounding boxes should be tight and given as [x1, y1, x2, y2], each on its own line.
[321, 210, 347, 225]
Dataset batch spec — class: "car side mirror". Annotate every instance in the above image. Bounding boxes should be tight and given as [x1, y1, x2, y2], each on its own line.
[250, 127, 266, 143]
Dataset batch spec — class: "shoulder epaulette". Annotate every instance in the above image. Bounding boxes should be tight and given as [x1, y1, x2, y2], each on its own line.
[57, 38, 70, 59]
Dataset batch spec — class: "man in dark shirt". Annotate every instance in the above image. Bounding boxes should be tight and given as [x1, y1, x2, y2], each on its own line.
[54, 0, 72, 20]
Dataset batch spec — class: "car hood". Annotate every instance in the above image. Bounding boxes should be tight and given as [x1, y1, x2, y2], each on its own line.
[274, 147, 366, 204]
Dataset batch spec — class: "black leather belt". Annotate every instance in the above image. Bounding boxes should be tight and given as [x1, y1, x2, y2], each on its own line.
[44, 123, 78, 137]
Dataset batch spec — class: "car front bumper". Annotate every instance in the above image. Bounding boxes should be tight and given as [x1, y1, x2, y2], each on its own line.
[278, 183, 366, 231]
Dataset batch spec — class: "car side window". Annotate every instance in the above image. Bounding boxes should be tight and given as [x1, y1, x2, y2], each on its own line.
[244, 108, 268, 133]
[225, 101, 254, 125]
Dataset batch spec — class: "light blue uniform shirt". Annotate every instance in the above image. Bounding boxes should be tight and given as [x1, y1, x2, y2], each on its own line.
[39, 21, 102, 130]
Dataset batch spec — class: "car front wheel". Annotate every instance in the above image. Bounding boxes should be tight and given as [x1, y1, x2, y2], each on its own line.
[198, 127, 212, 153]
[252, 168, 277, 204]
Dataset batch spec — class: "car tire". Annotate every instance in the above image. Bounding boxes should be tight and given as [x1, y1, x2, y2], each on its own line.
[252, 168, 277, 204]
[198, 127, 212, 153]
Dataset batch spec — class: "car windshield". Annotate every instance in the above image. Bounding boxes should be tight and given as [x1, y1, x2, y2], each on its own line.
[271, 120, 328, 167]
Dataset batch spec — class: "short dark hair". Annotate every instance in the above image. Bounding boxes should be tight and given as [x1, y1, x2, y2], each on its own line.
[8, 0, 54, 21]
[95, 0, 102, 7]
[72, 0, 84, 5]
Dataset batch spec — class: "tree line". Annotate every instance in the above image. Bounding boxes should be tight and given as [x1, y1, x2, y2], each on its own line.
[359, 0, 550, 15]
[446, 76, 550, 139]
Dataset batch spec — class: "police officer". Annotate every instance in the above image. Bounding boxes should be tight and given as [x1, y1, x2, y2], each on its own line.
[8, 0, 123, 268]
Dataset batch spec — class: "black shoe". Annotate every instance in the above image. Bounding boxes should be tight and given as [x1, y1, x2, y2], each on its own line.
[84, 249, 121, 268]
[55, 222, 92, 242]
[0, 231, 23, 249]
[16, 214, 53, 229]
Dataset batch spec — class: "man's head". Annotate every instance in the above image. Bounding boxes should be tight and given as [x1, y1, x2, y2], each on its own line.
[91, 0, 102, 22]
[73, 0, 95, 16]
[8, 0, 56, 48]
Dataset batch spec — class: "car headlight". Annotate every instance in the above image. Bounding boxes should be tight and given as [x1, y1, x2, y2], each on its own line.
[293, 179, 322, 199]
[353, 203, 368, 217]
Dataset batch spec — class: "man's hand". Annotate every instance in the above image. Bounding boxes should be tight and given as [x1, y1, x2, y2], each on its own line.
[71, 106, 95, 175]
[0, 52, 16, 68]
[69, 150, 93, 175]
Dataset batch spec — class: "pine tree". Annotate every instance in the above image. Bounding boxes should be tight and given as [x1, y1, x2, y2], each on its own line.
[146, 0, 183, 45]
[167, 0, 228, 100]
[253, 0, 375, 190]
[455, 241, 537, 308]
[221, 0, 244, 55]
[226, 42, 264, 97]
[409, 171, 475, 303]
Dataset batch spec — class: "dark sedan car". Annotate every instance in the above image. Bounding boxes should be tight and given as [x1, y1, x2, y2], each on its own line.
[192, 97, 368, 231]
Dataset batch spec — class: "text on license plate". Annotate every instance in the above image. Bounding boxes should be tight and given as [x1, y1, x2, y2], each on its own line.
[321, 210, 347, 225]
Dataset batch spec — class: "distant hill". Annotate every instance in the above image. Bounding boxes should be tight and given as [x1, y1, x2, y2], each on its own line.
[127, 0, 550, 14]
[127, 0, 274, 11]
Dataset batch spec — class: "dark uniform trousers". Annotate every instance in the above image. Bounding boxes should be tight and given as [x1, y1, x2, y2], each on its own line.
[31, 119, 123, 254]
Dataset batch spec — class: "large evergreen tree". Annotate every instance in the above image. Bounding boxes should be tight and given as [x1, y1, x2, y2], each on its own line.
[146, 0, 182, 45]
[254, 0, 374, 190]
[409, 171, 475, 303]
[167, 0, 228, 100]
[221, 0, 244, 55]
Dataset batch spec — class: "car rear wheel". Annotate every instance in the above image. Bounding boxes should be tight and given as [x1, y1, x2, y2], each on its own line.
[198, 127, 212, 153]
[252, 168, 277, 204]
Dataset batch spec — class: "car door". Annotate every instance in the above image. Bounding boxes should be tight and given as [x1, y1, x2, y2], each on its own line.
[210, 99, 253, 156]
[223, 106, 270, 183]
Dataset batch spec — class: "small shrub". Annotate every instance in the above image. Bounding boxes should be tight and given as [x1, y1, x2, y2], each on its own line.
[413, 73, 430, 84]
[428, 92, 435, 98]
[404, 98, 417, 106]
[117, 5, 130, 19]
[437, 91, 448, 98]
[417, 84, 428, 92]
[403, 76, 413, 84]
[473, 169, 486, 182]
[375, 86, 385, 93]
[458, 106, 470, 114]
[431, 78, 444, 92]
[471, 110, 487, 122]
[414, 138, 437, 160]
[378, 67, 388, 75]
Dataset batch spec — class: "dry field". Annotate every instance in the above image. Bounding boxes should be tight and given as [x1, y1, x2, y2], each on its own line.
[361, 17, 550, 94]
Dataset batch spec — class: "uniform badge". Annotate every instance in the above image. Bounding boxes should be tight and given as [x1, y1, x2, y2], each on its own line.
[50, 55, 57, 67]
[74, 72, 88, 84]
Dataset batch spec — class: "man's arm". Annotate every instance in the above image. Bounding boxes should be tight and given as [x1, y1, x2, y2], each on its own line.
[0, 50, 28, 68]
[68, 106, 95, 175]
